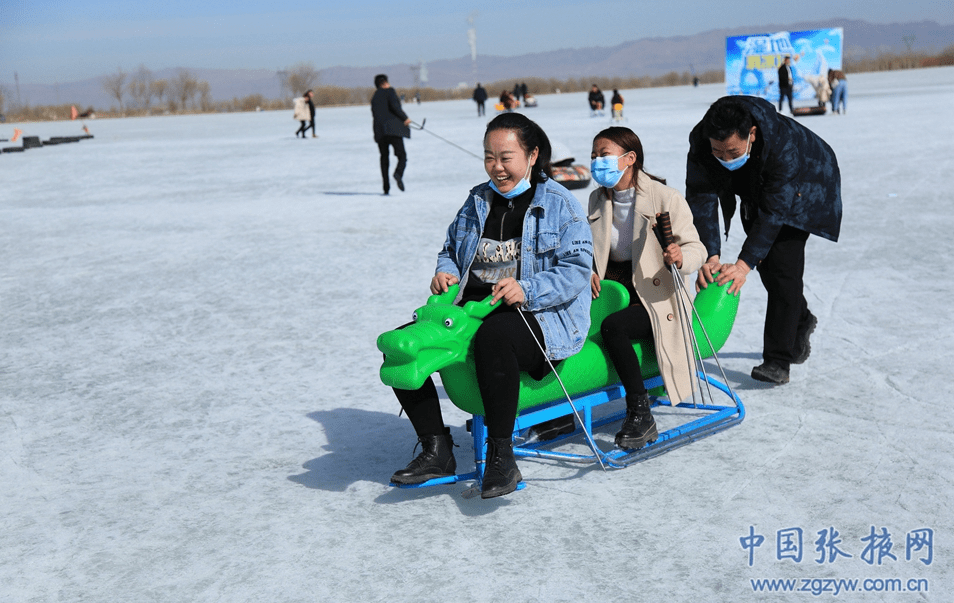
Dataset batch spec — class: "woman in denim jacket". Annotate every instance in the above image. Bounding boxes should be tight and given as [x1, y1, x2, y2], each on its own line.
[390, 113, 593, 499]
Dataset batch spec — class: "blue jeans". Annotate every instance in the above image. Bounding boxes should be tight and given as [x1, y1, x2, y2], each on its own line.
[831, 81, 847, 113]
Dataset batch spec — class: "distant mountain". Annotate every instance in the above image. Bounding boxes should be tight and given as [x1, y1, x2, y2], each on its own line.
[4, 18, 951, 111]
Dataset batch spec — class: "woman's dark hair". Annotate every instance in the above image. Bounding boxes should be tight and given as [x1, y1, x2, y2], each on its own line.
[373, 74, 388, 88]
[702, 97, 754, 141]
[592, 126, 665, 192]
[485, 112, 553, 183]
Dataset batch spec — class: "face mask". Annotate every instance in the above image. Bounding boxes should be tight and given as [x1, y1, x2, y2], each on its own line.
[717, 137, 751, 171]
[489, 162, 533, 199]
[590, 155, 630, 188]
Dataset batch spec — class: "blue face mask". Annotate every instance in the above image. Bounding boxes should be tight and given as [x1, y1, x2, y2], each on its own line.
[590, 155, 630, 188]
[716, 137, 751, 171]
[489, 163, 533, 199]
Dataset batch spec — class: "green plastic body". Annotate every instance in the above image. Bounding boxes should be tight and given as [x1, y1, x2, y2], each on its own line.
[378, 278, 739, 416]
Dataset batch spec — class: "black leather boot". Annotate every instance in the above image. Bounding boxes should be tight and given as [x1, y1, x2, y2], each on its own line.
[390, 428, 456, 485]
[615, 392, 658, 450]
[481, 437, 522, 499]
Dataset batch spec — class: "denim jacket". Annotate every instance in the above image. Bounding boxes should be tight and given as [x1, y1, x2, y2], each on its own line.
[436, 178, 593, 360]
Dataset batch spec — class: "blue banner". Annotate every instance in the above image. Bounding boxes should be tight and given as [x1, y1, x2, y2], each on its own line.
[725, 28, 843, 102]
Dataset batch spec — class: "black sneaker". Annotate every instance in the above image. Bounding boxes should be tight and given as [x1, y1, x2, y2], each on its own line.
[394, 172, 405, 191]
[751, 361, 790, 384]
[793, 313, 817, 364]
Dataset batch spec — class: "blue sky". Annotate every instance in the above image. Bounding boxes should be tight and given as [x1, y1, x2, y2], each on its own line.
[1, 0, 950, 84]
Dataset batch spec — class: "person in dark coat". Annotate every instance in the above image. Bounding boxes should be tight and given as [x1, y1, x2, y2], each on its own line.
[304, 89, 316, 138]
[371, 74, 412, 195]
[685, 95, 842, 384]
[588, 84, 605, 114]
[777, 56, 795, 113]
[473, 83, 488, 116]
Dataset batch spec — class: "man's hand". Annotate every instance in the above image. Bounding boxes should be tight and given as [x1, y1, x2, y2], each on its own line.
[696, 255, 721, 291]
[716, 259, 751, 295]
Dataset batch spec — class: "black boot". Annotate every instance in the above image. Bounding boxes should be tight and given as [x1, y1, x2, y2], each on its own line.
[390, 428, 456, 485]
[481, 437, 522, 499]
[615, 392, 658, 450]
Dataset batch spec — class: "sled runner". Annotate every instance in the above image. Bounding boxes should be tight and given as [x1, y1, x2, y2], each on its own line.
[378, 277, 744, 493]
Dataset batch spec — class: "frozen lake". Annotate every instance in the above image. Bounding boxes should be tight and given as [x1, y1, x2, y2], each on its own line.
[3, 66, 953, 602]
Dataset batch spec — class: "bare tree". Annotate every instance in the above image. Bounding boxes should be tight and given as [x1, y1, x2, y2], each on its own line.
[150, 79, 169, 111]
[171, 69, 199, 112]
[198, 81, 212, 112]
[102, 67, 127, 112]
[127, 64, 154, 110]
[279, 62, 320, 100]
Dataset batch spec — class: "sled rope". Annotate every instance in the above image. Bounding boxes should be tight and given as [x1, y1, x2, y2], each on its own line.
[515, 307, 609, 471]
[410, 120, 483, 161]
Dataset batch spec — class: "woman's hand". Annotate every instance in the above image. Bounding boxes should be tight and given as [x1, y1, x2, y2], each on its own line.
[430, 272, 459, 295]
[590, 273, 602, 299]
[663, 243, 683, 269]
[696, 255, 721, 291]
[491, 277, 525, 307]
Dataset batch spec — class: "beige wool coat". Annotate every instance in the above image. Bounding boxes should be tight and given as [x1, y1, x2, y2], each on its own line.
[588, 171, 707, 404]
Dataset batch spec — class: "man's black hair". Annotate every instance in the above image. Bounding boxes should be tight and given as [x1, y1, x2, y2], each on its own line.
[374, 74, 388, 88]
[702, 97, 755, 141]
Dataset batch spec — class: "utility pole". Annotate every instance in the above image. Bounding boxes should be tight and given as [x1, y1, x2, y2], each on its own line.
[467, 12, 478, 86]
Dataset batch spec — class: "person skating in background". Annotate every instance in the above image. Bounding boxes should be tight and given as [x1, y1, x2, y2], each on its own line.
[371, 74, 412, 195]
[588, 84, 606, 116]
[293, 91, 311, 138]
[685, 96, 842, 385]
[828, 69, 848, 114]
[777, 56, 795, 113]
[611, 89, 624, 120]
[473, 83, 488, 116]
[304, 90, 316, 138]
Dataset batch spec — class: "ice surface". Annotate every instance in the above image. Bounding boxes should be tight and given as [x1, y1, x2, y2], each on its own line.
[2, 67, 953, 602]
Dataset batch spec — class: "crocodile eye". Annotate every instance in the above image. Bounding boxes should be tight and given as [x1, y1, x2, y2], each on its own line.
[412, 312, 418, 322]
[444, 318, 454, 328]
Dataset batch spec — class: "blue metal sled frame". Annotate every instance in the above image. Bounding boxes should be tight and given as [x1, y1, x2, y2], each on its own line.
[391, 372, 744, 490]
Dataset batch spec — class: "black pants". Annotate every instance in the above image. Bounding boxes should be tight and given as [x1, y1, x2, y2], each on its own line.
[295, 121, 308, 137]
[778, 87, 794, 112]
[304, 119, 315, 136]
[757, 225, 812, 369]
[377, 136, 407, 192]
[600, 300, 653, 401]
[476, 101, 485, 116]
[393, 309, 548, 440]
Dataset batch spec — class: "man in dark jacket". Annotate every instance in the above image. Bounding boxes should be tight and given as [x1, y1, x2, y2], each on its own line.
[686, 95, 842, 384]
[371, 74, 412, 195]
[777, 56, 794, 113]
[473, 83, 487, 116]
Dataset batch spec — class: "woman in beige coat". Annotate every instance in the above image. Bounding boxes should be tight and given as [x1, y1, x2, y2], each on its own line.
[588, 127, 707, 449]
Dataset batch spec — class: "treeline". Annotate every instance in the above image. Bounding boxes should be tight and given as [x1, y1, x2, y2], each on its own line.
[844, 43, 954, 72]
[3, 46, 953, 123]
